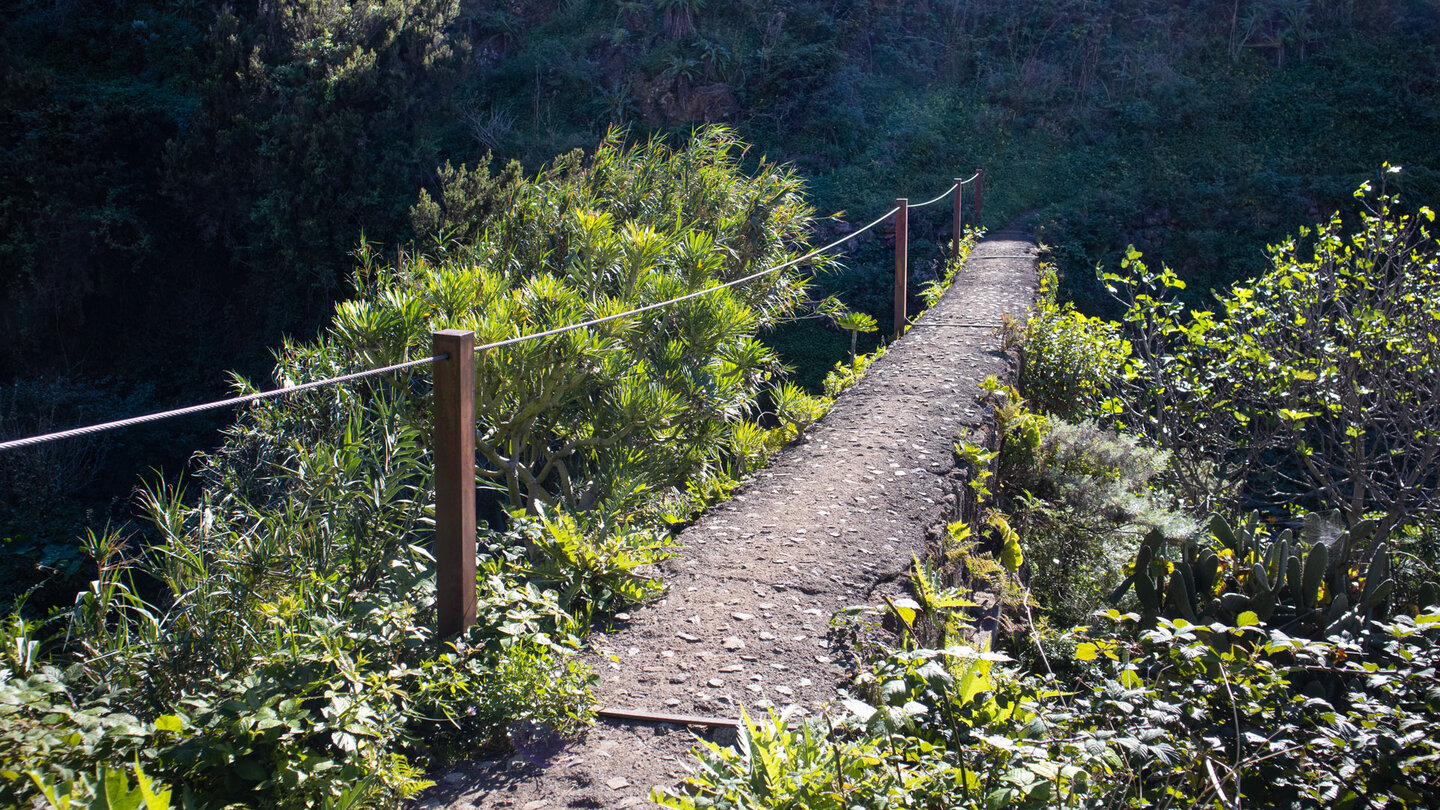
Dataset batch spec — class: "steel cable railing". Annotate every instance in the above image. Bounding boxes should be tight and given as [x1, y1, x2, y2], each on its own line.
[899, 172, 982, 212]
[0, 173, 981, 453]
[908, 182, 959, 210]
[0, 355, 443, 452]
[0, 172, 989, 637]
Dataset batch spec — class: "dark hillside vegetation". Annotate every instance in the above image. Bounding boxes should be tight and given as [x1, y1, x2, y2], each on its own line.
[452, 0, 1440, 315]
[2, 1, 468, 379]
[5, 0, 1437, 375]
[2, 2, 1439, 804]
[2, 2, 1436, 561]
[1, 0, 475, 585]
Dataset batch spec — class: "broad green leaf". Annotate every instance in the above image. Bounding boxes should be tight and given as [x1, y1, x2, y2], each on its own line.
[842, 698, 877, 723]
[153, 714, 184, 734]
[889, 598, 921, 626]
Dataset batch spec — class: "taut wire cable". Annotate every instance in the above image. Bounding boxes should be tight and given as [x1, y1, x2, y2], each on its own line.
[1, 177, 973, 452]
[469, 204, 901, 354]
[906, 182, 959, 210]
[0, 355, 442, 452]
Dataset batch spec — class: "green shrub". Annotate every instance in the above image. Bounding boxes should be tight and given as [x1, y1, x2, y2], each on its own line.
[916, 229, 981, 311]
[1019, 265, 1131, 422]
[1, 128, 830, 809]
[338, 127, 823, 517]
[507, 510, 670, 624]
[1012, 420, 1191, 628]
[1, 665, 167, 808]
[24, 762, 172, 810]
[820, 345, 885, 400]
[987, 388, 1193, 628]
[1067, 611, 1440, 807]
[665, 611, 1440, 809]
[1392, 519, 1440, 612]
[1101, 175, 1440, 531]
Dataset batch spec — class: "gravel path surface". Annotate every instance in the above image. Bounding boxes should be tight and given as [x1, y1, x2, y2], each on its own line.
[419, 228, 1038, 809]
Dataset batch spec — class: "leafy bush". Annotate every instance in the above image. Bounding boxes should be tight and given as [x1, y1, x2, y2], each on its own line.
[1198, 176, 1440, 537]
[974, 380, 1192, 628]
[1004, 417, 1194, 628]
[821, 345, 885, 400]
[1019, 264, 1131, 421]
[25, 762, 173, 810]
[664, 611, 1440, 809]
[339, 127, 823, 517]
[507, 510, 670, 624]
[0, 387, 596, 809]
[1, 662, 169, 807]
[1101, 175, 1440, 531]
[1067, 611, 1440, 807]
[0, 128, 834, 809]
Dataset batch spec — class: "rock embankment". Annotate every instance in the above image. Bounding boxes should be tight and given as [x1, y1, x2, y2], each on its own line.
[421, 228, 1038, 809]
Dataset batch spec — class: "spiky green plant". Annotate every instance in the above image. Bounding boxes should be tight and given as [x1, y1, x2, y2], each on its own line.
[1111, 510, 1398, 639]
[5, 128, 827, 810]
[346, 127, 826, 516]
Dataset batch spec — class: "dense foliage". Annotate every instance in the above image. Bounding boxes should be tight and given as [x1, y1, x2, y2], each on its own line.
[661, 179, 1440, 808]
[1, 0, 470, 379]
[8, 0, 1435, 368]
[1100, 177, 1440, 537]
[4, 0, 1439, 571]
[0, 0, 481, 603]
[3, 0, 1440, 804]
[0, 130, 847, 809]
[346, 128, 823, 516]
[660, 611, 1440, 808]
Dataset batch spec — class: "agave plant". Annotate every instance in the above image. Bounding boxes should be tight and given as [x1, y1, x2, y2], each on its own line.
[1111, 510, 1399, 639]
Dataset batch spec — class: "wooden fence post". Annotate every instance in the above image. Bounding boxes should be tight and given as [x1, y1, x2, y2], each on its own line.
[951, 178, 964, 264]
[894, 198, 908, 340]
[432, 329, 476, 638]
[973, 169, 984, 229]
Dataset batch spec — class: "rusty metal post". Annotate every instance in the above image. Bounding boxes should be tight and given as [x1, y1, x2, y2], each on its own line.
[433, 329, 476, 638]
[951, 178, 964, 264]
[973, 169, 984, 229]
[893, 198, 908, 339]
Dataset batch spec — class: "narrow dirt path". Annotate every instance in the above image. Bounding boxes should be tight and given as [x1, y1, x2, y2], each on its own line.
[420, 228, 1038, 809]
